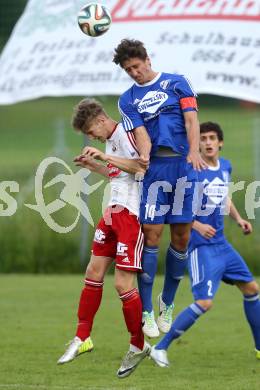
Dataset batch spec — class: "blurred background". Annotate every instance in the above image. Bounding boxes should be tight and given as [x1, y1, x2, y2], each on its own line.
[0, 0, 260, 275]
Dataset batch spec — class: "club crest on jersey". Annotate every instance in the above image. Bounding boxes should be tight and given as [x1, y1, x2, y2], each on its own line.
[112, 143, 117, 152]
[160, 79, 170, 90]
[94, 229, 106, 244]
[203, 177, 229, 205]
[137, 91, 168, 114]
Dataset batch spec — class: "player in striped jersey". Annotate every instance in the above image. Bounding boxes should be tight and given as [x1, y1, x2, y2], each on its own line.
[150, 121, 260, 367]
[113, 39, 207, 337]
[57, 98, 150, 378]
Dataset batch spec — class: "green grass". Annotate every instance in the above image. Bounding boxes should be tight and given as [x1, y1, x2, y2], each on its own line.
[0, 97, 260, 273]
[0, 275, 259, 390]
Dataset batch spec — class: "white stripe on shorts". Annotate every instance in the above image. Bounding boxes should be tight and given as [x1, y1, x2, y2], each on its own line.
[191, 248, 199, 286]
[134, 227, 144, 269]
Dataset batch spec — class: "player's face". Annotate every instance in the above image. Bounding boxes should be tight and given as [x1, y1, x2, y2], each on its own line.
[122, 57, 153, 84]
[200, 131, 223, 159]
[85, 118, 108, 143]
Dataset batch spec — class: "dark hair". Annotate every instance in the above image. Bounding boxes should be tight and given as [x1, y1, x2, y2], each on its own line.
[113, 39, 148, 67]
[71, 98, 106, 132]
[200, 121, 224, 141]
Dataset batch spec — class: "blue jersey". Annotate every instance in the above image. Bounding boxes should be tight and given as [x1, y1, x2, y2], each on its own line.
[118, 72, 198, 157]
[190, 158, 232, 249]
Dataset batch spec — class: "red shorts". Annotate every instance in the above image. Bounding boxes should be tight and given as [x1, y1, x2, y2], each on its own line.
[92, 207, 143, 272]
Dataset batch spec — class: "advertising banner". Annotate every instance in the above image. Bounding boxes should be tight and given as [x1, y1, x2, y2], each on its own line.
[0, 0, 259, 104]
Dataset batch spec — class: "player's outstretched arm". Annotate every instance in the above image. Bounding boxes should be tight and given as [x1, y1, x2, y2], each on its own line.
[185, 111, 207, 171]
[229, 198, 253, 234]
[74, 154, 109, 178]
[81, 146, 146, 175]
[192, 220, 216, 239]
[106, 155, 146, 175]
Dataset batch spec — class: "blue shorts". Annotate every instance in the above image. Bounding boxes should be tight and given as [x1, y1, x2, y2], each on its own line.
[188, 242, 254, 300]
[140, 156, 198, 224]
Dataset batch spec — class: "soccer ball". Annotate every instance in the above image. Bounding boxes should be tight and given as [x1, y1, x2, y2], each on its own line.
[77, 3, 112, 37]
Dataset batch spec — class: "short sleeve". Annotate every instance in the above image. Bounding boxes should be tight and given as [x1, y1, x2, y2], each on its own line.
[118, 94, 144, 132]
[174, 76, 198, 113]
[221, 159, 232, 182]
[119, 128, 139, 158]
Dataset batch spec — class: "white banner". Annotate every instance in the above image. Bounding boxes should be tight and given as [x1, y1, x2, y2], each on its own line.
[0, 0, 260, 105]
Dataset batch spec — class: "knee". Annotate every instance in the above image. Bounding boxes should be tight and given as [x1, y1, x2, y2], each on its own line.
[250, 281, 260, 295]
[114, 271, 134, 295]
[114, 280, 134, 296]
[114, 280, 124, 295]
[143, 227, 162, 247]
[86, 262, 103, 281]
[254, 282, 260, 294]
[171, 231, 190, 251]
[196, 299, 213, 311]
[242, 281, 259, 296]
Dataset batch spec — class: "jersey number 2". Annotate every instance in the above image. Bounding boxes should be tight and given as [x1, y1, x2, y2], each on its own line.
[207, 280, 213, 297]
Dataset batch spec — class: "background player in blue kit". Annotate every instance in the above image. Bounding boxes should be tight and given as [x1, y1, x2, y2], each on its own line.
[149, 121, 260, 367]
[113, 39, 207, 337]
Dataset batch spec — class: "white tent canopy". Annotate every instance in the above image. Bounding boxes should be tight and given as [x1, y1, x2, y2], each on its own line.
[0, 0, 259, 104]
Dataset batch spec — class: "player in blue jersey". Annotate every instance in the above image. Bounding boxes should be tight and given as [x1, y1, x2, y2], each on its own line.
[149, 121, 260, 366]
[113, 39, 207, 337]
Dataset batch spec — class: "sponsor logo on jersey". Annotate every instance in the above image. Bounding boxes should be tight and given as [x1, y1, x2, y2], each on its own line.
[94, 229, 106, 244]
[203, 177, 229, 205]
[137, 91, 168, 114]
[117, 242, 128, 256]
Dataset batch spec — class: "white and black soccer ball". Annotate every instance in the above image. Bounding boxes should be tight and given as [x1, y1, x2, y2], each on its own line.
[77, 3, 112, 37]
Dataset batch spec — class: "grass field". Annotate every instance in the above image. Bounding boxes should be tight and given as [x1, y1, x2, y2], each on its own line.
[0, 97, 260, 273]
[0, 274, 259, 390]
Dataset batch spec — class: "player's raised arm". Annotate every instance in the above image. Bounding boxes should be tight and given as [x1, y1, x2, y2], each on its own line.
[132, 126, 151, 167]
[118, 96, 151, 167]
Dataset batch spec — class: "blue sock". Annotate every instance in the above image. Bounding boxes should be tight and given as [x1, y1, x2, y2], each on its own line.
[243, 293, 260, 350]
[156, 303, 206, 350]
[162, 245, 188, 306]
[137, 246, 158, 312]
